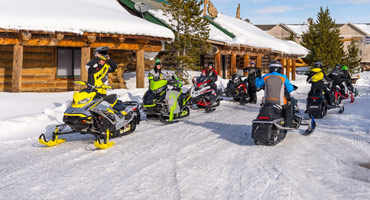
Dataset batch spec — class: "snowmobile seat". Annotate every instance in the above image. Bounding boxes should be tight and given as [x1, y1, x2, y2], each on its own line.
[104, 94, 118, 106]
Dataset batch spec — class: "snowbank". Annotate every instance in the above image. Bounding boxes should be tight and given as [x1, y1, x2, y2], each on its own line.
[356, 71, 370, 86]
[0, 0, 174, 39]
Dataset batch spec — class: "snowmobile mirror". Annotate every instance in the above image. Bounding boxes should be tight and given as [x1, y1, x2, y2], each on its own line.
[100, 85, 112, 90]
[74, 81, 86, 86]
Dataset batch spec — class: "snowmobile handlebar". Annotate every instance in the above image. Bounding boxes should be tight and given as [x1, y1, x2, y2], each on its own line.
[73, 81, 113, 90]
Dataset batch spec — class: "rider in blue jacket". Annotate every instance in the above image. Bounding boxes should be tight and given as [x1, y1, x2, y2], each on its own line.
[256, 61, 294, 127]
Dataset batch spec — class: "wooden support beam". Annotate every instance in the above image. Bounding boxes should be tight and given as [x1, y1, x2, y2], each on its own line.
[12, 44, 23, 92]
[231, 53, 237, 76]
[286, 59, 291, 80]
[243, 54, 249, 76]
[136, 48, 145, 88]
[215, 53, 221, 76]
[81, 47, 91, 82]
[243, 54, 249, 68]
[0, 37, 162, 51]
[256, 55, 262, 68]
[280, 59, 286, 75]
[292, 59, 296, 81]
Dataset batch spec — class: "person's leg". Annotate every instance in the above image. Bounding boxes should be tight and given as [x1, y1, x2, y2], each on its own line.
[319, 81, 335, 105]
[283, 102, 293, 127]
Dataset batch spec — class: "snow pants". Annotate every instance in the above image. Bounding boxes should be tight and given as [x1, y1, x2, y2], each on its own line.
[282, 102, 293, 128]
[247, 85, 257, 103]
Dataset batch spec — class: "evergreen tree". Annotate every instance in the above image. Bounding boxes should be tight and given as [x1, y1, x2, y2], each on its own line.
[161, 0, 210, 78]
[345, 39, 362, 73]
[302, 7, 345, 72]
[287, 32, 295, 41]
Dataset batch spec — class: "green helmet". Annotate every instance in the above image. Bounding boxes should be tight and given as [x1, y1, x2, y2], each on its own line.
[341, 65, 348, 71]
[155, 58, 161, 66]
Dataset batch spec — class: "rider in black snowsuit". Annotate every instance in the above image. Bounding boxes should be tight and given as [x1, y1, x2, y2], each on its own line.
[329, 64, 346, 96]
[340, 65, 354, 94]
[246, 60, 261, 104]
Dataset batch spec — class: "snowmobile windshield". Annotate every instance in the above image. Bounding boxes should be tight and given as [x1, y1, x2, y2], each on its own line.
[196, 75, 209, 84]
[150, 79, 168, 91]
[232, 74, 242, 83]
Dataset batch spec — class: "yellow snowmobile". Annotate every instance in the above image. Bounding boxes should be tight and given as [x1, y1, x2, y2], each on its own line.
[39, 81, 141, 149]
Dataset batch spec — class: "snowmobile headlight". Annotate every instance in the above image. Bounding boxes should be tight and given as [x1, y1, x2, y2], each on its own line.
[78, 97, 91, 104]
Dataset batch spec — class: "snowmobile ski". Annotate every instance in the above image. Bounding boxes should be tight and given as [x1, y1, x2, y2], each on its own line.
[39, 133, 66, 147]
[94, 129, 115, 149]
[303, 116, 316, 136]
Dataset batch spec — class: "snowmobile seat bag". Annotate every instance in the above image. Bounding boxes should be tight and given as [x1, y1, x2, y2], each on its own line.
[252, 122, 273, 140]
[257, 103, 283, 120]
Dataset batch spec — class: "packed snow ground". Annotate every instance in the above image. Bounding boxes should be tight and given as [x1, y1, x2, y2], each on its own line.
[1, 73, 370, 200]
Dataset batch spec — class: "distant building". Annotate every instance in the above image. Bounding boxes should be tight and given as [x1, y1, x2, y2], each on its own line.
[256, 21, 370, 71]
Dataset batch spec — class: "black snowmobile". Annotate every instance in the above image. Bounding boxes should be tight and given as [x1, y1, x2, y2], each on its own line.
[306, 82, 344, 119]
[39, 81, 141, 149]
[224, 74, 249, 105]
[142, 75, 191, 123]
[252, 86, 316, 146]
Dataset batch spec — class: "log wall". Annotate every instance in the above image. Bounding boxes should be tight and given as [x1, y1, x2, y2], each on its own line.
[0, 45, 13, 91]
[0, 46, 139, 92]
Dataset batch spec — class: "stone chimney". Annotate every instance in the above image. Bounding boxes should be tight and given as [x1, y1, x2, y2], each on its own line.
[236, 4, 241, 19]
[307, 17, 313, 25]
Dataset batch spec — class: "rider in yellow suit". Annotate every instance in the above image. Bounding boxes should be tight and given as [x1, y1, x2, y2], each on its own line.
[306, 61, 335, 106]
[85, 46, 117, 95]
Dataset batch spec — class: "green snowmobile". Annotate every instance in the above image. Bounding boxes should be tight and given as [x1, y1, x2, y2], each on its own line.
[142, 75, 191, 123]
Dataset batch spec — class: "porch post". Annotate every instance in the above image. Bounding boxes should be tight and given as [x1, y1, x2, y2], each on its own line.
[81, 47, 91, 82]
[12, 44, 23, 92]
[136, 48, 145, 88]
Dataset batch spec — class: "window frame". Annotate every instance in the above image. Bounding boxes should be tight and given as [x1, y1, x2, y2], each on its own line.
[56, 47, 82, 79]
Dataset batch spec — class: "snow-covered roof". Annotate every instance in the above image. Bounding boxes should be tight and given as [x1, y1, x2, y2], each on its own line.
[0, 0, 174, 39]
[353, 24, 370, 35]
[213, 14, 308, 55]
[149, 9, 233, 43]
[285, 24, 309, 36]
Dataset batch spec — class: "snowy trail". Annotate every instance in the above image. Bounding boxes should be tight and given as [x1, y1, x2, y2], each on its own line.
[1, 76, 370, 199]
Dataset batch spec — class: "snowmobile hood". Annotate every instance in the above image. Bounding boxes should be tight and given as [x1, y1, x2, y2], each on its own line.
[72, 91, 96, 108]
[150, 79, 168, 91]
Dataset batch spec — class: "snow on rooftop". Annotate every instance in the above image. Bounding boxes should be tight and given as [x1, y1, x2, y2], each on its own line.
[0, 0, 174, 39]
[149, 9, 233, 43]
[286, 24, 309, 35]
[214, 14, 308, 55]
[354, 24, 370, 35]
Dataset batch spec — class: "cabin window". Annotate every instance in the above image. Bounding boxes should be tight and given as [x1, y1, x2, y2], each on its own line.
[57, 48, 81, 78]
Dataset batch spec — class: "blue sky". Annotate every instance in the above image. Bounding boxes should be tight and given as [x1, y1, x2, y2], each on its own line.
[210, 0, 370, 24]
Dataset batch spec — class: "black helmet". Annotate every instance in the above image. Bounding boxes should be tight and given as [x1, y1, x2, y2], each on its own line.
[207, 62, 214, 68]
[313, 61, 323, 69]
[334, 64, 341, 69]
[269, 61, 282, 73]
[94, 46, 109, 56]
